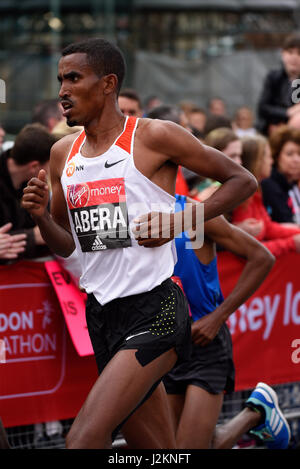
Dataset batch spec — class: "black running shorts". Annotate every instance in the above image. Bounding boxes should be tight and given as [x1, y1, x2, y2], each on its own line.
[85, 278, 191, 374]
[163, 321, 235, 395]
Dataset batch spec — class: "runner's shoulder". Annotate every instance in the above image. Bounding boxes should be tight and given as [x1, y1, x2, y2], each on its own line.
[50, 130, 83, 176]
[50, 130, 83, 158]
[138, 118, 182, 150]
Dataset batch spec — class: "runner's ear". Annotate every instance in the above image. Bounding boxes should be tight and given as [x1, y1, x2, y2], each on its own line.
[102, 74, 118, 96]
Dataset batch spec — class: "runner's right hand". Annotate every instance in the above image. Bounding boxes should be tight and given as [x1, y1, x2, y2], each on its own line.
[22, 169, 49, 219]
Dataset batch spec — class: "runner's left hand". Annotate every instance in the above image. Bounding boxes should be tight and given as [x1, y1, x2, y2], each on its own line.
[191, 314, 223, 346]
[132, 211, 176, 247]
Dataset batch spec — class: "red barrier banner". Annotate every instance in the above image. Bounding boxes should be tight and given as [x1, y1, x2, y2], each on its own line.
[0, 261, 97, 428]
[1, 253, 300, 428]
[45, 260, 93, 357]
[218, 251, 300, 391]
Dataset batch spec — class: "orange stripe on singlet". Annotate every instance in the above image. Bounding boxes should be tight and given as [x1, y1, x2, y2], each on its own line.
[66, 130, 86, 164]
[115, 116, 137, 154]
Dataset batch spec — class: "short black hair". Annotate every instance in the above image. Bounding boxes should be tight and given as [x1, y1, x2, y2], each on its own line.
[147, 105, 181, 125]
[62, 38, 126, 95]
[32, 99, 62, 127]
[10, 123, 57, 165]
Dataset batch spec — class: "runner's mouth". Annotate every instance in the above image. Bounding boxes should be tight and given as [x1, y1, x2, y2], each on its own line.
[61, 101, 73, 116]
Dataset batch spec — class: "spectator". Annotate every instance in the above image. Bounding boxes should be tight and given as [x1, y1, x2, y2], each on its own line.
[208, 97, 227, 116]
[232, 135, 300, 258]
[179, 100, 197, 118]
[256, 32, 300, 136]
[191, 128, 242, 202]
[0, 123, 57, 263]
[143, 95, 162, 116]
[203, 114, 232, 136]
[32, 98, 64, 132]
[232, 107, 257, 138]
[205, 127, 242, 165]
[261, 125, 300, 223]
[118, 88, 143, 117]
[187, 106, 207, 136]
[288, 109, 300, 129]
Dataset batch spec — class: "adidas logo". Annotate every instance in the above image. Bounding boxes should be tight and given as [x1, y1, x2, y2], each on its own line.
[92, 235, 107, 251]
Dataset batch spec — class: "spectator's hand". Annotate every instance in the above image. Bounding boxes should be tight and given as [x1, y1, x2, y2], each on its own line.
[293, 233, 300, 252]
[22, 169, 49, 219]
[33, 226, 46, 245]
[0, 223, 27, 259]
[234, 218, 263, 237]
[191, 313, 223, 346]
[287, 103, 300, 118]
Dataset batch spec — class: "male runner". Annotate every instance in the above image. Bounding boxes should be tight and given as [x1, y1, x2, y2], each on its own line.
[22, 38, 257, 449]
[163, 195, 290, 449]
[123, 196, 290, 450]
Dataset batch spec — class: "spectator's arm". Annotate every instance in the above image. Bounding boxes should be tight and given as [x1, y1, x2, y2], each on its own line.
[257, 72, 288, 122]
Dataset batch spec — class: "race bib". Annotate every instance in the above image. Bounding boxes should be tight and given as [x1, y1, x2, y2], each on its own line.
[67, 178, 131, 251]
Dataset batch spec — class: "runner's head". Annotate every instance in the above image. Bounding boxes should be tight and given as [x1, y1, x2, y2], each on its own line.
[58, 38, 126, 126]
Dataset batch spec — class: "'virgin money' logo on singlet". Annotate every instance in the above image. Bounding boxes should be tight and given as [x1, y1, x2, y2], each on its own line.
[67, 178, 131, 252]
[68, 183, 90, 208]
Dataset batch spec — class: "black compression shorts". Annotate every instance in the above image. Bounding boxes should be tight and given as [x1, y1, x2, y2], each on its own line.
[85, 278, 192, 374]
[163, 322, 235, 395]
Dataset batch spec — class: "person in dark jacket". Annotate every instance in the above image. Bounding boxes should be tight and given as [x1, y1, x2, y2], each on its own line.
[261, 125, 300, 224]
[0, 123, 57, 263]
[256, 33, 300, 136]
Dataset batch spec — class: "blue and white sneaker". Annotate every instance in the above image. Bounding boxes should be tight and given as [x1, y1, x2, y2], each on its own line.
[246, 382, 291, 449]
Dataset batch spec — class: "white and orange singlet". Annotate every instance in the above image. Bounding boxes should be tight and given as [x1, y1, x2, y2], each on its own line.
[61, 116, 177, 305]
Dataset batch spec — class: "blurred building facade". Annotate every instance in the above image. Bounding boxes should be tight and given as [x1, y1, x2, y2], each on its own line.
[1, 0, 300, 132]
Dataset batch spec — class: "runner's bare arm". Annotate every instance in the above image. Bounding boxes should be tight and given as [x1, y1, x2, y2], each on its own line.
[22, 137, 76, 257]
[133, 120, 258, 247]
[145, 119, 258, 220]
[191, 214, 275, 345]
[203, 215, 274, 313]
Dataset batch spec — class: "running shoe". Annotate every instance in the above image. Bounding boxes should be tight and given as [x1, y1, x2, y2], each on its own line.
[245, 382, 291, 449]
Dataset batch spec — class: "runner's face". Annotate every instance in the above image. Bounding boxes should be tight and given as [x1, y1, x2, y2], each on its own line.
[58, 53, 105, 127]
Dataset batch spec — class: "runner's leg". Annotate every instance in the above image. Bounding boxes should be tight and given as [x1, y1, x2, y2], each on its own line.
[122, 382, 176, 449]
[212, 407, 261, 449]
[65, 347, 178, 449]
[173, 384, 224, 449]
